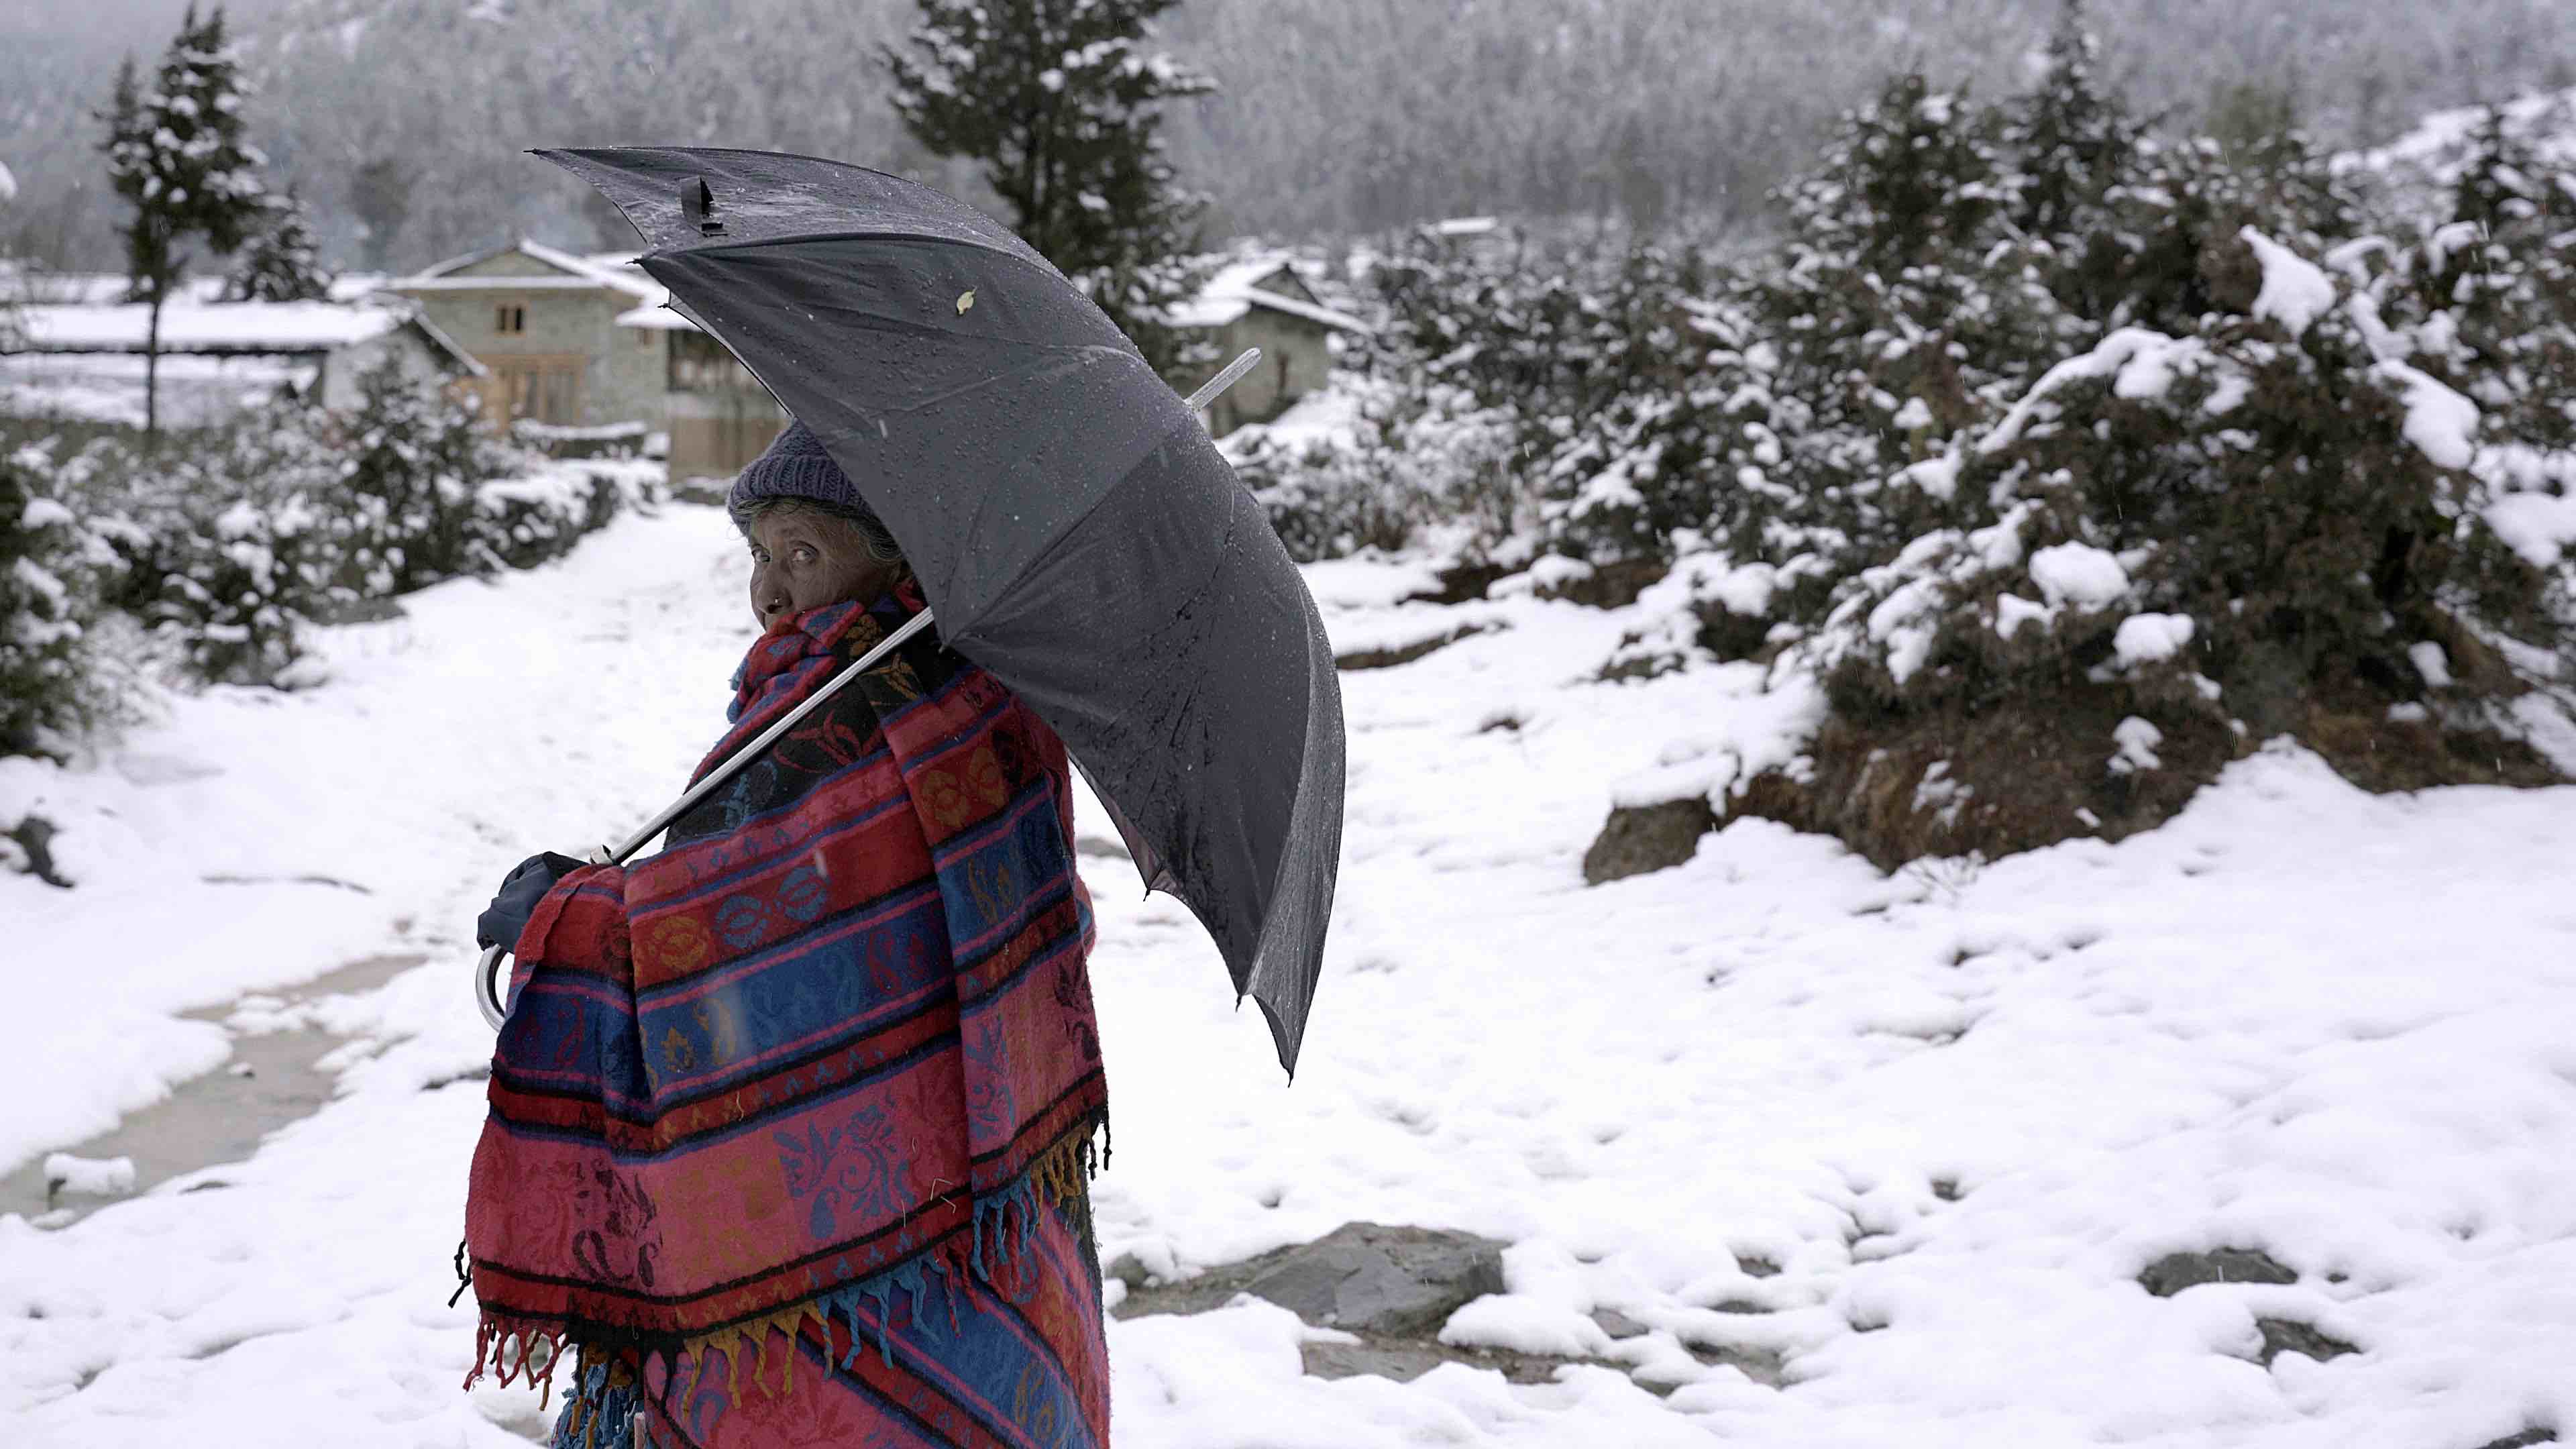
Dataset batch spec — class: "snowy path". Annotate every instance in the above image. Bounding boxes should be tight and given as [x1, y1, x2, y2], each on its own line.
[6, 506, 2576, 1448]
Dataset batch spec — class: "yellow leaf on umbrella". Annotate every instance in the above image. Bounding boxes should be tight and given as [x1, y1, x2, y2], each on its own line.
[956, 288, 976, 315]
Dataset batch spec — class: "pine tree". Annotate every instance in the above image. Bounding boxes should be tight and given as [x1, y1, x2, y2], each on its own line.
[881, 0, 1219, 376]
[97, 5, 271, 437]
[2449, 104, 2573, 235]
[348, 156, 413, 273]
[1786, 73, 2018, 278]
[225, 187, 333, 303]
[2416, 103, 2576, 453]
[1996, 1, 2147, 326]
[2006, 1, 2137, 247]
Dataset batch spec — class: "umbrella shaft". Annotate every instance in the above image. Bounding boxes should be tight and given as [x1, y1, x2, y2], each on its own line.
[610, 607, 939, 863]
[1187, 349, 1260, 413]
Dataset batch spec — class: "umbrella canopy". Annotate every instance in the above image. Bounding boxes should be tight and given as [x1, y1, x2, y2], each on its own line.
[540, 146, 1343, 1075]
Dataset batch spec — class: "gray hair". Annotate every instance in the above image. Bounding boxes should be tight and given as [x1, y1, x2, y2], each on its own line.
[730, 493, 905, 564]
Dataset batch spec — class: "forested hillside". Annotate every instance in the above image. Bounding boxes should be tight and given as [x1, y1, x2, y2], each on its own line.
[4, 0, 2573, 270]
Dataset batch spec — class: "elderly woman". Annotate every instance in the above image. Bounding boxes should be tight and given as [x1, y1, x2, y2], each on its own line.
[464, 422, 1112, 1449]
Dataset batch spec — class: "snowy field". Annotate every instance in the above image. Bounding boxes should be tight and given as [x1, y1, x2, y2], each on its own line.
[4, 504, 2575, 1448]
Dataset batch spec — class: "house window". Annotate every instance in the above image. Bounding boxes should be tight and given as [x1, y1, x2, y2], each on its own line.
[494, 304, 527, 335]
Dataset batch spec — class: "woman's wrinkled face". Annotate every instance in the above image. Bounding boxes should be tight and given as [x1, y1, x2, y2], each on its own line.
[745, 506, 904, 631]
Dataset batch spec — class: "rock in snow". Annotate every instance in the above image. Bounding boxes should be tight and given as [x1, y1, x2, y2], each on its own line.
[43, 1152, 136, 1203]
[1237, 1222, 1508, 1337]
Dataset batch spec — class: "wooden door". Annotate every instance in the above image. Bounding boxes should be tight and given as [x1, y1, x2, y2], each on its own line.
[488, 356, 588, 425]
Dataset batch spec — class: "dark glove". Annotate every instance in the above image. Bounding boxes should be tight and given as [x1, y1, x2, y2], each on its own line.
[476, 851, 586, 953]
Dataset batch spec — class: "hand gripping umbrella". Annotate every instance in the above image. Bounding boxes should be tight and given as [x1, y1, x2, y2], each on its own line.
[477, 146, 1345, 1075]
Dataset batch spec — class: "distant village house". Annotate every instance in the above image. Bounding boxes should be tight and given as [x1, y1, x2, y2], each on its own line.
[387, 239, 786, 486]
[0, 279, 481, 427]
[1171, 254, 1375, 437]
[0, 239, 1373, 470]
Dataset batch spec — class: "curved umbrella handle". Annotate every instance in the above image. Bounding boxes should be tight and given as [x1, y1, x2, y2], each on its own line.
[472, 843, 613, 1030]
[474, 944, 512, 1031]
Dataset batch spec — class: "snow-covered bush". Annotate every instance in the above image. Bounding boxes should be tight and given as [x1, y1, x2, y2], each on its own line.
[471, 462, 629, 572]
[330, 359, 516, 596]
[1684, 174, 2576, 864]
[1231, 377, 1515, 564]
[37, 367, 634, 692]
[2363, 107, 2576, 456]
[0, 444, 121, 757]
[70, 418, 346, 687]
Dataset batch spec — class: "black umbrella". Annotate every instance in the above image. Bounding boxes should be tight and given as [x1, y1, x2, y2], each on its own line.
[535, 146, 1344, 1075]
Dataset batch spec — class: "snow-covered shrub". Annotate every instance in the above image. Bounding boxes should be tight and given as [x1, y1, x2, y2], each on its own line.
[325, 361, 638, 588]
[1352, 231, 1711, 587]
[471, 462, 629, 572]
[68, 418, 347, 686]
[1232, 376, 1515, 564]
[1234, 433, 1414, 565]
[1705, 219, 2575, 867]
[330, 359, 516, 595]
[46, 370, 633, 689]
[0, 444, 122, 757]
[2361, 108, 2576, 458]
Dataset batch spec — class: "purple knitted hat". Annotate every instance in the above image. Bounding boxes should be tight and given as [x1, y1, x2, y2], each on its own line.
[729, 421, 865, 515]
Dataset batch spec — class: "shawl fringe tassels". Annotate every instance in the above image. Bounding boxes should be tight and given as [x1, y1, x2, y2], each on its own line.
[463, 1113, 1108, 1416]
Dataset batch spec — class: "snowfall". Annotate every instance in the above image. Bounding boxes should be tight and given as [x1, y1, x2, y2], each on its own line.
[4, 502, 2575, 1449]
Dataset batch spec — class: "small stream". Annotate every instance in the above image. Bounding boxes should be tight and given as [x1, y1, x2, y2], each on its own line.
[0, 953, 429, 1226]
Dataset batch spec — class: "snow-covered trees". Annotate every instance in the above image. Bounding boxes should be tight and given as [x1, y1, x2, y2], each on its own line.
[1290, 11, 2576, 867]
[881, 0, 1217, 374]
[223, 188, 331, 303]
[0, 447, 112, 758]
[330, 359, 506, 597]
[0, 366, 637, 708]
[97, 5, 270, 437]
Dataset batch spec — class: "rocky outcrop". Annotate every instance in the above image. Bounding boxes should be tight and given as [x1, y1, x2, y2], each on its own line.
[1112, 1222, 1505, 1335]
[2137, 1247, 2298, 1297]
[1114, 1222, 1623, 1388]
[1580, 799, 1717, 884]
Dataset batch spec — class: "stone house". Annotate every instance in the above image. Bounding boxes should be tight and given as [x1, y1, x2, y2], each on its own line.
[1172, 256, 1375, 437]
[389, 239, 786, 484]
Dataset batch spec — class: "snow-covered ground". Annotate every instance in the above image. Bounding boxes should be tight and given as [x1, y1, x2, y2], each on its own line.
[5, 505, 2575, 1448]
